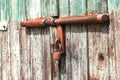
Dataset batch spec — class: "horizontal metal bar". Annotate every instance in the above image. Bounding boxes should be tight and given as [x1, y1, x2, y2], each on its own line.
[20, 14, 109, 27]
[21, 18, 46, 27]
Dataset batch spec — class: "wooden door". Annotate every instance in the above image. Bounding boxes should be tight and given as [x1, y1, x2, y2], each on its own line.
[0, 0, 120, 80]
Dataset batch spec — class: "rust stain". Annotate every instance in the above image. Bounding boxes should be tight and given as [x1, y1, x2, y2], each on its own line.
[109, 44, 114, 57]
[2, 54, 10, 65]
[110, 12, 115, 31]
[115, 12, 120, 31]
[83, 73, 88, 80]
[89, 74, 99, 80]
[98, 53, 104, 61]
[109, 76, 111, 80]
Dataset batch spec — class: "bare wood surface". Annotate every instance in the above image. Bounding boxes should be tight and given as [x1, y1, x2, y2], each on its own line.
[108, 0, 120, 79]
[87, 0, 109, 80]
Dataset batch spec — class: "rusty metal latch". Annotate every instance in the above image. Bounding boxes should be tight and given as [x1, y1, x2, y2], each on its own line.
[53, 25, 65, 60]
[21, 14, 109, 27]
[20, 13, 110, 60]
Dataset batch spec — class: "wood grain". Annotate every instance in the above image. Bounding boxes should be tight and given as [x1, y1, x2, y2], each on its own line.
[108, 0, 120, 79]
[25, 0, 51, 80]
[1, 0, 11, 80]
[59, 0, 69, 80]
[87, 0, 109, 80]
[0, 0, 120, 80]
[69, 0, 88, 80]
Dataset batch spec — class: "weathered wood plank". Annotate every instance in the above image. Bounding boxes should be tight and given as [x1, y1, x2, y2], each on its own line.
[26, 0, 52, 80]
[0, 0, 11, 80]
[9, 0, 21, 80]
[50, 0, 59, 17]
[41, 0, 51, 80]
[42, 28, 51, 80]
[0, 1, 3, 79]
[0, 32, 2, 80]
[59, 0, 69, 80]
[87, 0, 109, 80]
[69, 0, 88, 80]
[9, 21, 20, 80]
[108, 0, 120, 79]
[25, 0, 44, 80]
[18, 0, 32, 80]
[49, 0, 59, 80]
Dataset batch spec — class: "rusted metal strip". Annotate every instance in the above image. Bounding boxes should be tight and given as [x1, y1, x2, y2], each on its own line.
[53, 25, 65, 60]
[20, 14, 109, 27]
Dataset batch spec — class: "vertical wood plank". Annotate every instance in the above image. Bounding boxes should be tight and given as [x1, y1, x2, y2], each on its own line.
[25, 0, 44, 80]
[1, 0, 11, 80]
[41, 0, 51, 80]
[49, 0, 59, 80]
[0, 1, 3, 79]
[0, 32, 2, 80]
[69, 0, 88, 80]
[59, 0, 69, 80]
[22, 0, 52, 80]
[9, 21, 20, 80]
[18, 0, 32, 80]
[50, 0, 59, 17]
[108, 0, 120, 79]
[9, 0, 21, 80]
[87, 0, 109, 80]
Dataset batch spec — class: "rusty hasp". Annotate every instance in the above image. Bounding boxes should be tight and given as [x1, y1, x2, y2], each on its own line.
[20, 13, 110, 61]
[53, 25, 65, 60]
[20, 14, 109, 27]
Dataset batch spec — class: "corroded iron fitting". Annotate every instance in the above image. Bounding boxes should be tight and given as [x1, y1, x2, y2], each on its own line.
[53, 25, 65, 60]
[20, 18, 55, 27]
[20, 14, 109, 27]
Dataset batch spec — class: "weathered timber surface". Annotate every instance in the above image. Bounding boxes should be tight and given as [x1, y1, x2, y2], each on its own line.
[108, 0, 120, 79]
[87, 0, 109, 80]
[0, 0, 120, 80]
[69, 0, 88, 80]
[59, 0, 69, 80]
[1, 0, 11, 80]
[25, 0, 51, 80]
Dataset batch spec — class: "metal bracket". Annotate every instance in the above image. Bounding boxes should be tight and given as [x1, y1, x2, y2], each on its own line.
[0, 21, 8, 31]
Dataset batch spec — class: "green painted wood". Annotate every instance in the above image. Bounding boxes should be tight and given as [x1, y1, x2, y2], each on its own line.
[87, 0, 109, 80]
[9, 0, 19, 21]
[50, 0, 59, 17]
[59, 0, 69, 17]
[108, 0, 120, 79]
